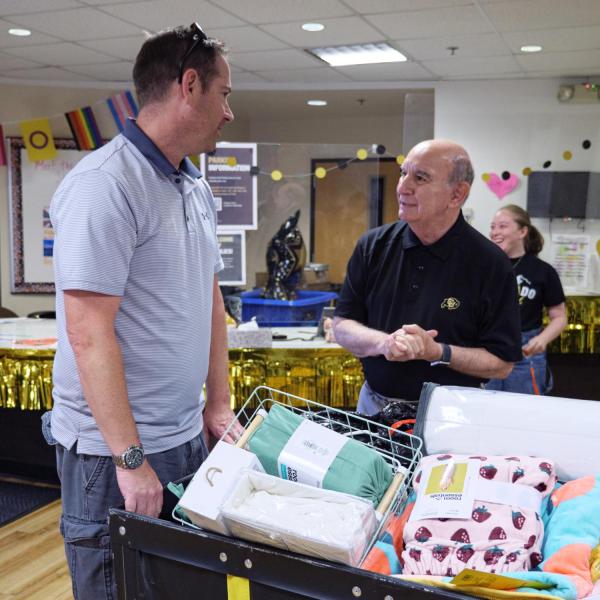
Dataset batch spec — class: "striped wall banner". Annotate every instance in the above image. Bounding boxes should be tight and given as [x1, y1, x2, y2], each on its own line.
[107, 90, 139, 132]
[65, 107, 103, 150]
[0, 124, 6, 166]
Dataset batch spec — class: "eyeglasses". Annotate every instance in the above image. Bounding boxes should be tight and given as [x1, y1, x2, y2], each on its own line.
[177, 22, 208, 84]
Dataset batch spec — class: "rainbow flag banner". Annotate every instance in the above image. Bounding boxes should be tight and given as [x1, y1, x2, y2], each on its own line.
[0, 124, 6, 166]
[107, 90, 139, 132]
[20, 118, 57, 162]
[65, 106, 103, 150]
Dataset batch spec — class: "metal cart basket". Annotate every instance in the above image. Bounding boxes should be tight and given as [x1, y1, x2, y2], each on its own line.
[174, 385, 423, 565]
[109, 386, 473, 599]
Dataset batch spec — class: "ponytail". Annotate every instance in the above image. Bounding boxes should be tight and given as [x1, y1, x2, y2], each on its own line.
[502, 204, 544, 256]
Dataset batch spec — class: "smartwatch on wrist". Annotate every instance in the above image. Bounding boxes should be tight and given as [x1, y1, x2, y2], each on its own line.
[112, 444, 145, 469]
[430, 343, 452, 367]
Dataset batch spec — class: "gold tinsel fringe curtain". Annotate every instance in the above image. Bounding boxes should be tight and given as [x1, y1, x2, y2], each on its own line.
[228, 349, 363, 410]
[0, 356, 54, 410]
[0, 349, 364, 412]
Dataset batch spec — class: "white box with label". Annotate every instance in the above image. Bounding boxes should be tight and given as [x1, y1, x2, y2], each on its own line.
[178, 441, 263, 535]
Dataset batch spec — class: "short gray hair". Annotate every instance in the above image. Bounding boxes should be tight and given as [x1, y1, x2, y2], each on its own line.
[448, 155, 474, 186]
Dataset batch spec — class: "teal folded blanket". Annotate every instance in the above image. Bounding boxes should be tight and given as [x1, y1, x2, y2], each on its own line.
[248, 404, 393, 506]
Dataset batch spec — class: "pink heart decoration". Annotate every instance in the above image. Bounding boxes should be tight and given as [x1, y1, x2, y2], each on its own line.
[485, 172, 519, 200]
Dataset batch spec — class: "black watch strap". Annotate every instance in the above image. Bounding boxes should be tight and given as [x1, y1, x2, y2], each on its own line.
[431, 343, 452, 366]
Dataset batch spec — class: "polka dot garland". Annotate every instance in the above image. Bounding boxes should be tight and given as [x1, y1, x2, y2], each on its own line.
[250, 146, 400, 182]
[490, 137, 592, 180]
[248, 137, 594, 184]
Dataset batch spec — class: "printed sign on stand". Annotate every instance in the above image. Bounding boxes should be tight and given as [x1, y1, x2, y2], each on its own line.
[201, 143, 257, 230]
[217, 231, 246, 286]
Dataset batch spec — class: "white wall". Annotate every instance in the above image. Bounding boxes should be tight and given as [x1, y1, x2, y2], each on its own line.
[435, 79, 600, 292]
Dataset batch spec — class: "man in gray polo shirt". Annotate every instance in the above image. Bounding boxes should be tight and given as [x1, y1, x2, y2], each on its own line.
[45, 24, 243, 600]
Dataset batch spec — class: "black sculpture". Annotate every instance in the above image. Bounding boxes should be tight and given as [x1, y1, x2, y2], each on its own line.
[263, 209, 306, 300]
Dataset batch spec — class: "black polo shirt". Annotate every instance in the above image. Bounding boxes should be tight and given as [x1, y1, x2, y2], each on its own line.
[335, 213, 523, 400]
[513, 254, 565, 331]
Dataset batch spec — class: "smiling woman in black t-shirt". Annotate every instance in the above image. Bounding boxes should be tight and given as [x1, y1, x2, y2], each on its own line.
[487, 205, 567, 394]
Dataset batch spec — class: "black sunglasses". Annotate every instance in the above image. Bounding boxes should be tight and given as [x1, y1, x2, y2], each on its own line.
[177, 22, 208, 84]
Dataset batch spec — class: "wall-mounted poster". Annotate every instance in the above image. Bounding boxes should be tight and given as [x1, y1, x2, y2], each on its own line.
[8, 137, 89, 293]
[217, 231, 246, 286]
[551, 234, 590, 289]
[201, 142, 257, 230]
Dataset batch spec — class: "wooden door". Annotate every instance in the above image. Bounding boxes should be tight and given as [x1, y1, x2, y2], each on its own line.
[311, 158, 400, 283]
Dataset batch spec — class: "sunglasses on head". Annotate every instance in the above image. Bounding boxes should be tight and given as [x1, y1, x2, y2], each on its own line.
[177, 22, 208, 84]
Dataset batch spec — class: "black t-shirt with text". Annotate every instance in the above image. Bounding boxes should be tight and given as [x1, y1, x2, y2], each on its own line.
[511, 253, 565, 331]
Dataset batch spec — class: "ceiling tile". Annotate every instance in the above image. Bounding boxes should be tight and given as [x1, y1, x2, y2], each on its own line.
[101, 0, 244, 31]
[525, 68, 600, 78]
[229, 49, 322, 71]
[0, 0, 80, 16]
[4, 42, 117, 66]
[516, 49, 600, 73]
[336, 61, 436, 81]
[0, 0, 597, 85]
[261, 16, 385, 47]
[1, 66, 87, 80]
[482, 0, 600, 31]
[216, 0, 353, 24]
[80, 0, 148, 4]
[9, 7, 142, 41]
[0, 18, 60, 47]
[502, 26, 600, 53]
[0, 51, 44, 71]
[344, 0, 475, 12]
[257, 67, 353, 84]
[230, 71, 272, 84]
[398, 33, 510, 61]
[79, 35, 145, 61]
[208, 26, 287, 52]
[365, 5, 494, 39]
[66, 61, 134, 81]
[423, 55, 523, 77]
[456, 71, 527, 80]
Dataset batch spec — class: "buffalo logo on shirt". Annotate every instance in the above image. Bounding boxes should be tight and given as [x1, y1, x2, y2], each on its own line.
[441, 297, 461, 310]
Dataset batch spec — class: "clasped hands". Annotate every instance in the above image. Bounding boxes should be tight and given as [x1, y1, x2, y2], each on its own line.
[380, 323, 441, 362]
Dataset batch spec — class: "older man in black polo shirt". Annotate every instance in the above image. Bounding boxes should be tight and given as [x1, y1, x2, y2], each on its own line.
[333, 139, 522, 413]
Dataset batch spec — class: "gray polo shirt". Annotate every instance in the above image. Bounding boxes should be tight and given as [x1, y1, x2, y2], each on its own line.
[50, 119, 223, 455]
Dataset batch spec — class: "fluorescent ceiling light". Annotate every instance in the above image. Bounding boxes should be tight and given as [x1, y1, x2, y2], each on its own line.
[308, 42, 407, 67]
[520, 45, 542, 53]
[8, 28, 31, 36]
[302, 23, 324, 32]
[307, 99, 327, 106]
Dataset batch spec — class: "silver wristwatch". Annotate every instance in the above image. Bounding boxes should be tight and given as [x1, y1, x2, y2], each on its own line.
[112, 444, 145, 469]
[430, 343, 452, 367]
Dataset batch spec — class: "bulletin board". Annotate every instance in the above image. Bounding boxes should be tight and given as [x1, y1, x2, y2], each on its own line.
[8, 137, 89, 293]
